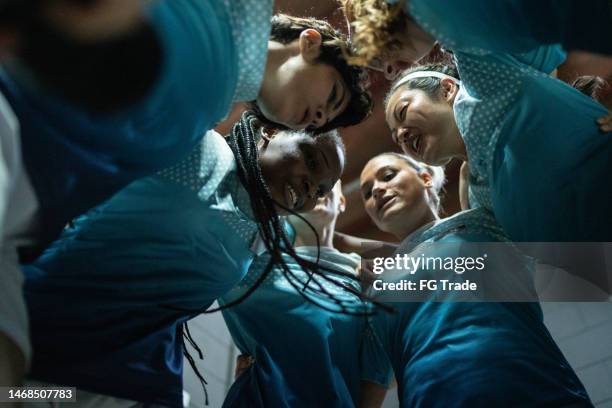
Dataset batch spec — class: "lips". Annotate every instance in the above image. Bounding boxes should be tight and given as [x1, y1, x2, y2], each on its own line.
[377, 194, 396, 216]
[285, 183, 300, 210]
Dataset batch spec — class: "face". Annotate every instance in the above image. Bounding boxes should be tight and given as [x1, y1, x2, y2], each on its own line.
[383, 19, 435, 67]
[258, 130, 345, 214]
[258, 29, 351, 131]
[360, 155, 432, 239]
[385, 82, 463, 166]
[43, 0, 143, 41]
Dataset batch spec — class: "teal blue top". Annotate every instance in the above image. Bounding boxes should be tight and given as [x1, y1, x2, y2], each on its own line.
[24, 131, 260, 407]
[452, 46, 611, 241]
[395, 0, 612, 55]
[0, 0, 272, 253]
[368, 208, 591, 407]
[221, 246, 392, 408]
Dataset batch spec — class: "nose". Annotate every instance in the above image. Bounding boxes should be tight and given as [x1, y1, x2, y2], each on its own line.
[395, 127, 407, 146]
[372, 182, 385, 200]
[312, 106, 328, 128]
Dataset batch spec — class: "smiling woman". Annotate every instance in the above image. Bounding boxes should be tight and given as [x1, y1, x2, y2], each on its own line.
[22, 111, 346, 407]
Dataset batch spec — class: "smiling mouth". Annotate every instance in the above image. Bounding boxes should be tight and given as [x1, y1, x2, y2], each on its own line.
[285, 183, 300, 210]
[377, 195, 396, 216]
[408, 129, 423, 158]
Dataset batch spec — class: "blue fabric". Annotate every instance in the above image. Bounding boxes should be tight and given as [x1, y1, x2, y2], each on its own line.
[221, 246, 392, 408]
[23, 134, 257, 407]
[369, 209, 592, 407]
[0, 0, 238, 250]
[452, 47, 611, 242]
[405, 0, 612, 55]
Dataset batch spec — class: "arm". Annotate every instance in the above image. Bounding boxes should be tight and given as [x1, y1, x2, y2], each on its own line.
[406, 0, 612, 56]
[459, 161, 470, 211]
[334, 232, 398, 258]
[359, 380, 388, 408]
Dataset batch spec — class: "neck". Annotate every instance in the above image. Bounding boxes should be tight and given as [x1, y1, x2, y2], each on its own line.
[292, 217, 336, 248]
[394, 207, 437, 241]
[259, 40, 296, 100]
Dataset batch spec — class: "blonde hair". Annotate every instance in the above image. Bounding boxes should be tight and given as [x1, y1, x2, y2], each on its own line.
[340, 0, 407, 66]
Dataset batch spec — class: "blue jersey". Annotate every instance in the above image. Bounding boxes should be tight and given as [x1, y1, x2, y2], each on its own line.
[369, 209, 591, 407]
[453, 46, 611, 241]
[402, 0, 612, 55]
[23, 132, 259, 407]
[221, 246, 392, 408]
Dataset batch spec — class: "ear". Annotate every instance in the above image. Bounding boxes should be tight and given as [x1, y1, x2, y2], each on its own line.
[258, 127, 278, 149]
[338, 192, 347, 213]
[440, 78, 459, 104]
[299, 29, 323, 62]
[419, 170, 434, 188]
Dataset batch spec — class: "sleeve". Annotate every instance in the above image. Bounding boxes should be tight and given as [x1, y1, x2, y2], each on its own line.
[405, 0, 612, 55]
[360, 318, 394, 387]
[513, 44, 567, 75]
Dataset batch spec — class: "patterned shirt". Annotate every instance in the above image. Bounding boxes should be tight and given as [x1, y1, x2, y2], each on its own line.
[222, 0, 274, 102]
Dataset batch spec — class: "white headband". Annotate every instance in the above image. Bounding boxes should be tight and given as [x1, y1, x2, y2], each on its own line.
[394, 71, 461, 90]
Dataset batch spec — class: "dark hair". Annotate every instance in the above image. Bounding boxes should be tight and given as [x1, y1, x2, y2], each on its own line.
[218, 110, 369, 311]
[572, 75, 612, 108]
[3, 1, 161, 112]
[385, 58, 459, 110]
[182, 111, 386, 404]
[250, 14, 373, 134]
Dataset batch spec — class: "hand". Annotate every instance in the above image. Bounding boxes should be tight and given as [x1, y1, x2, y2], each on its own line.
[597, 111, 612, 133]
[234, 354, 255, 380]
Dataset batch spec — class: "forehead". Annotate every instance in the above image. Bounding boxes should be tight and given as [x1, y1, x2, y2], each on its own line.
[361, 155, 400, 182]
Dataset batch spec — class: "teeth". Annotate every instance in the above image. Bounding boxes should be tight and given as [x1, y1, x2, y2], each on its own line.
[287, 184, 298, 208]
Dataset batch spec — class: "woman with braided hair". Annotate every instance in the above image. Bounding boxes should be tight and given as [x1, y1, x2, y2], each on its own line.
[22, 111, 346, 407]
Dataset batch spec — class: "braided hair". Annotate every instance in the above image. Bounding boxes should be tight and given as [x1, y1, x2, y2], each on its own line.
[182, 111, 391, 405]
[208, 110, 383, 314]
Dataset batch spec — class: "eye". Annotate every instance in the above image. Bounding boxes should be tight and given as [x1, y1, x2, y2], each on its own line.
[362, 188, 372, 200]
[400, 104, 408, 121]
[317, 187, 325, 198]
[383, 170, 396, 181]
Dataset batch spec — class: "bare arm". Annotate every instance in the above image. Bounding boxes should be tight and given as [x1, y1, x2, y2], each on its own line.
[334, 232, 398, 258]
[359, 380, 388, 408]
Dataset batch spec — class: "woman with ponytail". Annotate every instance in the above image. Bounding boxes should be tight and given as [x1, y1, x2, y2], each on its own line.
[383, 48, 611, 242]
[22, 111, 346, 408]
[359, 152, 591, 407]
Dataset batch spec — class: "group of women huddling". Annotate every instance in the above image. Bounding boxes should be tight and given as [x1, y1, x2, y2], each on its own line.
[1, 0, 611, 407]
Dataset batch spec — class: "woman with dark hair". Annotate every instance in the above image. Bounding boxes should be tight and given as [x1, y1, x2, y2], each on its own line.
[22, 111, 346, 408]
[383, 46, 611, 242]
[221, 181, 392, 408]
[359, 152, 591, 407]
